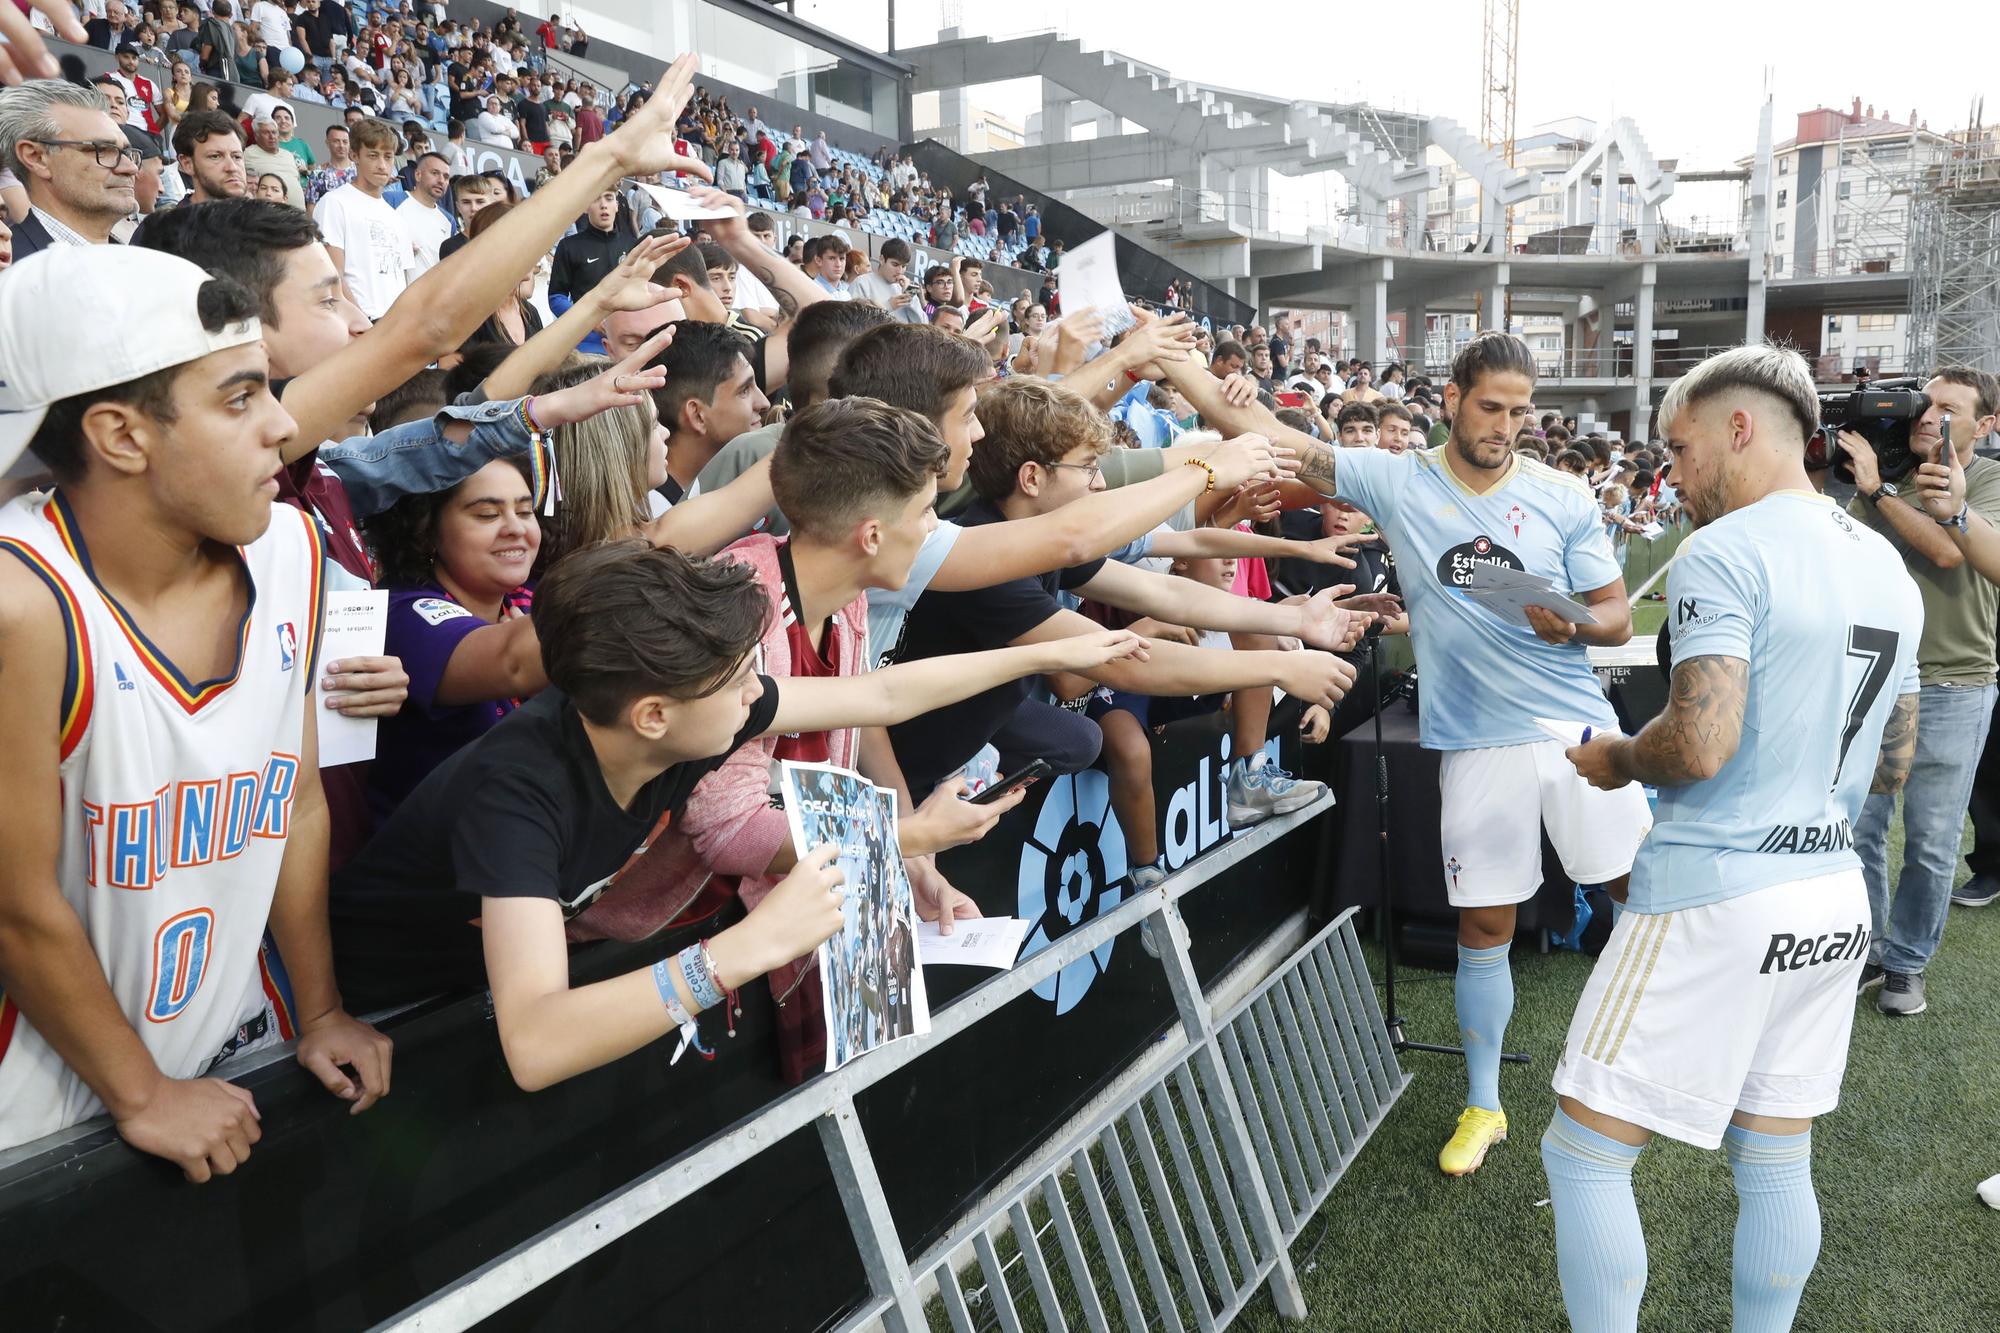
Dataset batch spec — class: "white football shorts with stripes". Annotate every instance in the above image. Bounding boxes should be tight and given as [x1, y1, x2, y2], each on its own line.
[1438, 739, 1651, 907]
[1551, 868, 1869, 1149]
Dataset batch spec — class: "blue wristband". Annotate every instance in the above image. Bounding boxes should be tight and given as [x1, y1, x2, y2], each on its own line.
[679, 943, 725, 1011]
[653, 957, 694, 1025]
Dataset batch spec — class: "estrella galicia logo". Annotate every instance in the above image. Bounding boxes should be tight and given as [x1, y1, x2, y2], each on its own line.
[1435, 534, 1524, 589]
[1017, 770, 1127, 1015]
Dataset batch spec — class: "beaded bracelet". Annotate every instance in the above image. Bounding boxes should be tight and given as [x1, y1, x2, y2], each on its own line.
[652, 956, 694, 1026]
[1183, 457, 1217, 495]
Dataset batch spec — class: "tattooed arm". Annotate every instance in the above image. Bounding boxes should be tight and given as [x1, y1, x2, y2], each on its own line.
[1569, 655, 1747, 790]
[1871, 693, 1919, 794]
[1154, 355, 1341, 498]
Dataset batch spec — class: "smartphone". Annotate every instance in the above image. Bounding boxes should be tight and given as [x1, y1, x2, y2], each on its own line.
[969, 759, 1053, 805]
[1275, 391, 1308, 409]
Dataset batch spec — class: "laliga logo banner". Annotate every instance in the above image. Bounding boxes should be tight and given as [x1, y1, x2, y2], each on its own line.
[1016, 733, 1283, 1015]
[1017, 770, 1125, 1016]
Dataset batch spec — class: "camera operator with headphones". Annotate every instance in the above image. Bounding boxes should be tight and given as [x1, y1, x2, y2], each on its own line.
[1839, 366, 2000, 1016]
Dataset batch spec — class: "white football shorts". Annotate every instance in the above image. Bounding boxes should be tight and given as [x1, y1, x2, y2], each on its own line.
[1438, 739, 1650, 908]
[1550, 869, 1869, 1149]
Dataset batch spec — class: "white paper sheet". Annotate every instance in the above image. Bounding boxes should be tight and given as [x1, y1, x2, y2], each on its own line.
[633, 180, 740, 220]
[1464, 562, 1599, 627]
[1638, 521, 1665, 540]
[916, 917, 1032, 970]
[314, 590, 388, 769]
[1533, 716, 1616, 746]
[1056, 232, 1136, 340]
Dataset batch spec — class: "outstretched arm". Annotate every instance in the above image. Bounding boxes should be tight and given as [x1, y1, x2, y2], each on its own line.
[1157, 356, 1339, 498]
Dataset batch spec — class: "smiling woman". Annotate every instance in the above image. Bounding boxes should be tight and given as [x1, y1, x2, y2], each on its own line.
[359, 454, 548, 827]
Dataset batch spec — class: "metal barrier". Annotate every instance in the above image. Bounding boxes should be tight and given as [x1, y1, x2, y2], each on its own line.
[373, 797, 1407, 1332]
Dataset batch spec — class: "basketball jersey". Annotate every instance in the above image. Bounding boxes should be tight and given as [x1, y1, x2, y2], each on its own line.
[0, 491, 324, 1152]
[1631, 492, 1923, 913]
[1335, 445, 1622, 750]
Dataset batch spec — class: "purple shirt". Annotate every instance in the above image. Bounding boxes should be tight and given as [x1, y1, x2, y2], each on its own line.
[368, 581, 534, 825]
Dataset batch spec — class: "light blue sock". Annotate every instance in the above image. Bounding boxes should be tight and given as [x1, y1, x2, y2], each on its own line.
[1724, 1124, 1820, 1333]
[1541, 1109, 1647, 1333]
[1455, 942, 1513, 1111]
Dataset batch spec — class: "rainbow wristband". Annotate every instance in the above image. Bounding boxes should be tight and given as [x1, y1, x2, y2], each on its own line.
[652, 956, 694, 1025]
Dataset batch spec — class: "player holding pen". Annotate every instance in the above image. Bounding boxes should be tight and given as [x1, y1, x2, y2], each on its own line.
[1552, 344, 1921, 1333]
[1154, 328, 1650, 1177]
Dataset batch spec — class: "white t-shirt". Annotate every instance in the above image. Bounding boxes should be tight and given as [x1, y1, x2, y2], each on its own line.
[250, 1, 293, 48]
[396, 195, 452, 278]
[313, 183, 413, 319]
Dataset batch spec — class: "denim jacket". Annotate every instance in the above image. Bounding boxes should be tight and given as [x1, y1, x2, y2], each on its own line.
[318, 397, 538, 520]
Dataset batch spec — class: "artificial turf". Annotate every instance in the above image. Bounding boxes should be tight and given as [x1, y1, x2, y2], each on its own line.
[1249, 822, 1999, 1332]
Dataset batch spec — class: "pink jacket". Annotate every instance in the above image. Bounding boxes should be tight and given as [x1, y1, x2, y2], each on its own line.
[569, 536, 870, 999]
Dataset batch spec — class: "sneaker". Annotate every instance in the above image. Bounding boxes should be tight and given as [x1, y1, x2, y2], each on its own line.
[1130, 859, 1168, 891]
[1857, 961, 1887, 995]
[1225, 758, 1326, 826]
[1951, 875, 2000, 909]
[1878, 970, 1927, 1017]
[1439, 1106, 1508, 1177]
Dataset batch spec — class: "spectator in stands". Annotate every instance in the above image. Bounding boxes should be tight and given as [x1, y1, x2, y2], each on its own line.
[849, 237, 923, 324]
[196, 0, 239, 81]
[172, 110, 248, 206]
[550, 187, 637, 319]
[106, 42, 161, 136]
[312, 117, 412, 319]
[361, 455, 544, 822]
[1249, 342, 1277, 394]
[1334, 400, 1378, 448]
[475, 94, 517, 148]
[650, 321, 770, 507]
[0, 81, 139, 259]
[887, 377, 1360, 796]
[806, 234, 851, 300]
[456, 204, 543, 347]
[242, 115, 303, 209]
[715, 139, 747, 199]
[0, 243, 394, 1176]
[254, 172, 289, 203]
[293, 0, 354, 76]
[513, 75, 550, 153]
[306, 122, 357, 206]
[1376, 401, 1416, 453]
[397, 149, 452, 277]
[1210, 340, 1249, 380]
[1343, 364, 1384, 404]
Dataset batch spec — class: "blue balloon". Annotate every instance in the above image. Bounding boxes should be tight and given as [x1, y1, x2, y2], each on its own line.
[278, 46, 305, 75]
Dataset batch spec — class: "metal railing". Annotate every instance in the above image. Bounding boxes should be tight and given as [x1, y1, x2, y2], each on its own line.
[372, 798, 1405, 1333]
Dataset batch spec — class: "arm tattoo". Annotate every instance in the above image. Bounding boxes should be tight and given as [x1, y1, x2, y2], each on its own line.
[1614, 655, 1747, 786]
[1871, 693, 1919, 794]
[1295, 441, 1337, 497]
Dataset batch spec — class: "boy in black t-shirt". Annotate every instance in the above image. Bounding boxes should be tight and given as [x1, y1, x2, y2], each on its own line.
[331, 542, 1140, 1091]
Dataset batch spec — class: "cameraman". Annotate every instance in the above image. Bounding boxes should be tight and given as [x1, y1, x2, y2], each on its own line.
[1839, 367, 2000, 1015]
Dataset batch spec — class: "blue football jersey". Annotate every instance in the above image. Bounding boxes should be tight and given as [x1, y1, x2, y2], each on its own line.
[1630, 492, 1922, 913]
[1336, 446, 1623, 750]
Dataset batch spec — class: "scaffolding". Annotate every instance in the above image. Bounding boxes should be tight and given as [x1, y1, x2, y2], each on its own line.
[1908, 101, 2000, 374]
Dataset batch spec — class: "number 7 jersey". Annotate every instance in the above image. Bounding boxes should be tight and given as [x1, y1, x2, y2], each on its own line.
[0, 491, 323, 1152]
[1630, 491, 1922, 914]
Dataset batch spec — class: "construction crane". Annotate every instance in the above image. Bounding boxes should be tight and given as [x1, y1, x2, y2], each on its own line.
[1480, 0, 1520, 323]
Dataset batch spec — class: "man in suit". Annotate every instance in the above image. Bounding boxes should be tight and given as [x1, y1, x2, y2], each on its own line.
[0, 81, 138, 261]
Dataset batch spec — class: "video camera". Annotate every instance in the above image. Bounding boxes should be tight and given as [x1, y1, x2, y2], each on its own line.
[1806, 378, 1931, 483]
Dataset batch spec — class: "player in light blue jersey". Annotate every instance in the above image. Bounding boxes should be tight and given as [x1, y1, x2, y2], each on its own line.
[1551, 345, 1922, 1333]
[1159, 331, 1652, 1177]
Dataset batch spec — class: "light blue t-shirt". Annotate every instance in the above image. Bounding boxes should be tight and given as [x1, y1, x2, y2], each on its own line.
[868, 519, 962, 668]
[1630, 492, 1922, 914]
[1336, 446, 1623, 750]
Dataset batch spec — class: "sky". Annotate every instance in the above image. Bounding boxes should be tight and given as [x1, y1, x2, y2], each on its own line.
[790, 0, 1993, 172]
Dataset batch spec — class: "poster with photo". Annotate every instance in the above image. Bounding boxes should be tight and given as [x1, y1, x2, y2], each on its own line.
[779, 762, 930, 1070]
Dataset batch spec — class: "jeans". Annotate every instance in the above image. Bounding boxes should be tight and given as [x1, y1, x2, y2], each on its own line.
[1856, 681, 1997, 974]
[1965, 687, 2000, 879]
[317, 398, 535, 521]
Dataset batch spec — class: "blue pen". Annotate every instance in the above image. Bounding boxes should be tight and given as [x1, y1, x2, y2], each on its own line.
[1580, 726, 1594, 745]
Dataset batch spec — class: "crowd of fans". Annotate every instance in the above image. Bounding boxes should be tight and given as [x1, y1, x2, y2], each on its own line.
[2, 11, 1997, 1275]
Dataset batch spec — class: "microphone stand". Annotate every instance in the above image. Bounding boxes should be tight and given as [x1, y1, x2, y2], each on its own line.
[1368, 639, 1529, 1065]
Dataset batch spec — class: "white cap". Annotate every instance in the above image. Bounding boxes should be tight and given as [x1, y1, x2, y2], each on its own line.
[0, 245, 263, 478]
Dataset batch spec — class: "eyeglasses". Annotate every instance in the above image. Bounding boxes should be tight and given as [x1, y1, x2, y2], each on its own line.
[33, 139, 143, 170]
[1046, 461, 1104, 484]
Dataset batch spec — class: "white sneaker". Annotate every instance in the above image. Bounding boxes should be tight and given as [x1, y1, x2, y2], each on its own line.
[1130, 859, 1168, 891]
[1225, 757, 1325, 825]
[1979, 1172, 2000, 1210]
